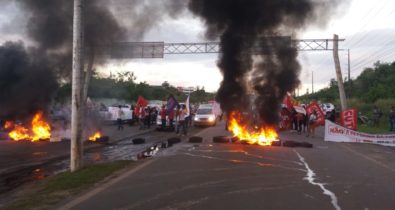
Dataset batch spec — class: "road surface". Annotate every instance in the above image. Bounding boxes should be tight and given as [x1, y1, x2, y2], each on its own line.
[63, 122, 395, 210]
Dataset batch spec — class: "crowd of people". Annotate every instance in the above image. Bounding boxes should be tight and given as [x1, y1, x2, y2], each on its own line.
[291, 109, 317, 138]
[116, 103, 194, 136]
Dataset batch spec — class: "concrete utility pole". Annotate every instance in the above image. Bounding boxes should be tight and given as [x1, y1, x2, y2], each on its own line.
[312, 71, 314, 94]
[71, 0, 84, 172]
[348, 49, 351, 97]
[333, 34, 347, 110]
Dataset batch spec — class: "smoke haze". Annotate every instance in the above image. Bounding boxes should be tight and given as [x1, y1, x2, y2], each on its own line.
[188, 0, 342, 125]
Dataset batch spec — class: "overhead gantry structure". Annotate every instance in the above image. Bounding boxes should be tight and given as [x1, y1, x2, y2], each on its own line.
[101, 38, 345, 59]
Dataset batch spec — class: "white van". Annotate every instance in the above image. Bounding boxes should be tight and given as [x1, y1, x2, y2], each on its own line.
[100, 105, 133, 124]
[193, 104, 217, 126]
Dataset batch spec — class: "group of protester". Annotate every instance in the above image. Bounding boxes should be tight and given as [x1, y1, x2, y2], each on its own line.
[289, 106, 336, 138]
[134, 105, 158, 130]
[159, 104, 192, 136]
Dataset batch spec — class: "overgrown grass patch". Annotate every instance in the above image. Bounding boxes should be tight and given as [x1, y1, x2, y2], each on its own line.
[1, 160, 135, 210]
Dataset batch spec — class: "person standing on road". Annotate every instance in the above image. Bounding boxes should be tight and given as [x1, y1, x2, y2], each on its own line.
[168, 108, 175, 131]
[296, 112, 305, 135]
[160, 105, 167, 130]
[389, 106, 395, 132]
[139, 106, 145, 130]
[307, 110, 317, 137]
[117, 105, 124, 131]
[175, 105, 181, 134]
[176, 105, 188, 136]
[145, 107, 151, 129]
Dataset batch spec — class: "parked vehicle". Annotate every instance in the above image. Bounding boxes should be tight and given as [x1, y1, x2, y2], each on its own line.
[320, 103, 335, 114]
[194, 104, 218, 126]
[99, 104, 133, 124]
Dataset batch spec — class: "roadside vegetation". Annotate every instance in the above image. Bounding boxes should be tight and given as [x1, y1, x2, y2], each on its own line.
[55, 71, 216, 104]
[1, 160, 135, 210]
[298, 61, 395, 134]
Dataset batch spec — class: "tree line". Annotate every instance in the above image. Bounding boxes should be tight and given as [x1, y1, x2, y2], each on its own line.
[55, 71, 216, 104]
[298, 61, 395, 114]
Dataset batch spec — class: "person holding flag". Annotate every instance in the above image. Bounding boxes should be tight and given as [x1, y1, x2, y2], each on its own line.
[135, 96, 148, 129]
[166, 95, 178, 130]
[176, 104, 188, 136]
[184, 95, 191, 128]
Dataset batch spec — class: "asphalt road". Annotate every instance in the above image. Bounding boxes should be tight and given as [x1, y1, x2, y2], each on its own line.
[0, 123, 206, 206]
[64, 122, 395, 210]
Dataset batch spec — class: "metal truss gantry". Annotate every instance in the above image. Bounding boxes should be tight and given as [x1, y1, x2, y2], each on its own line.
[106, 38, 345, 59]
[164, 39, 344, 54]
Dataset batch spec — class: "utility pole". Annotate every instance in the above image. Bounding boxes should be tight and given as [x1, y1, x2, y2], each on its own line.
[312, 71, 314, 94]
[333, 34, 347, 110]
[71, 0, 84, 172]
[348, 49, 351, 97]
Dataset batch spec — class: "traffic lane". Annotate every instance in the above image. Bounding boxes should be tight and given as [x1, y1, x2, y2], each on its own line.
[70, 124, 335, 210]
[295, 141, 395, 210]
[280, 127, 395, 210]
[0, 124, 151, 173]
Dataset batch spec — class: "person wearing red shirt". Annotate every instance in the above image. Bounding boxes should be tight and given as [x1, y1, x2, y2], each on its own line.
[160, 105, 167, 129]
[168, 109, 175, 130]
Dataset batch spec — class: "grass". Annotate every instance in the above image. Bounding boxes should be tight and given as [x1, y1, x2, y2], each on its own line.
[1, 160, 135, 210]
[357, 118, 392, 134]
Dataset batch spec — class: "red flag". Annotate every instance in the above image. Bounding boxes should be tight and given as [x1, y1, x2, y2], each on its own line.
[306, 101, 325, 126]
[134, 96, 148, 115]
[279, 108, 292, 131]
[341, 108, 357, 130]
[283, 94, 299, 111]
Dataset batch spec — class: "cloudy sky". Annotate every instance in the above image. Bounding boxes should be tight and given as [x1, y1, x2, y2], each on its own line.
[1, 0, 395, 94]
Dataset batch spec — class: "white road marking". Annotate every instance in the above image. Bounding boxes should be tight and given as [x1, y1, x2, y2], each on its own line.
[294, 150, 341, 210]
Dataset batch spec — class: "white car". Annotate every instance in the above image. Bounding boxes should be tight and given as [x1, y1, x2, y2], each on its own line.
[320, 103, 335, 114]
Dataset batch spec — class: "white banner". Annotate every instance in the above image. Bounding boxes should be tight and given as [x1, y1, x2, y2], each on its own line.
[325, 120, 395, 147]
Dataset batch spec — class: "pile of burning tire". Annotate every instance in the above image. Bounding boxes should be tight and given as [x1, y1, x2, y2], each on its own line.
[212, 136, 313, 148]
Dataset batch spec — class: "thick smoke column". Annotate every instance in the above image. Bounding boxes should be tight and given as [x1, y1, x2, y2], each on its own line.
[0, 0, 187, 119]
[0, 0, 126, 120]
[0, 42, 58, 119]
[189, 0, 339, 125]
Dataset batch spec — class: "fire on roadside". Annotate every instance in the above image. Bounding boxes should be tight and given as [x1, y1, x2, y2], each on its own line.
[8, 112, 51, 142]
[4, 121, 13, 129]
[227, 111, 279, 146]
[88, 131, 102, 142]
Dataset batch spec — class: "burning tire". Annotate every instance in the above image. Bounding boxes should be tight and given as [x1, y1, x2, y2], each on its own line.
[271, 140, 282, 147]
[161, 141, 169, 148]
[213, 136, 236, 143]
[96, 136, 109, 143]
[132, 138, 145, 144]
[299, 142, 313, 148]
[283, 140, 297, 147]
[167, 137, 181, 146]
[189, 136, 203, 143]
[282, 140, 313, 148]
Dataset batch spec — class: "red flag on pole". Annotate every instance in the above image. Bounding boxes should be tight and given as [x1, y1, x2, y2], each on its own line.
[134, 96, 148, 115]
[306, 101, 325, 126]
[282, 93, 299, 111]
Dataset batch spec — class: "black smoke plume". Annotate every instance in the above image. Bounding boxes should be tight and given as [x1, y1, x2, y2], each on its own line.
[0, 0, 126, 120]
[0, 0, 187, 120]
[188, 0, 341, 125]
[0, 41, 58, 120]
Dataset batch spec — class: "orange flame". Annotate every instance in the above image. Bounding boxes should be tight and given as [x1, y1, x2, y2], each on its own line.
[89, 131, 102, 142]
[227, 111, 278, 146]
[8, 112, 51, 142]
[31, 112, 51, 141]
[4, 121, 13, 129]
[9, 124, 30, 141]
